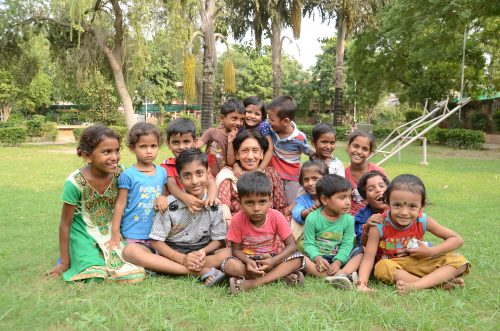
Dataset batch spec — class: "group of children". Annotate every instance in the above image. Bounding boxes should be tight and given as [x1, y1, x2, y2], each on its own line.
[49, 95, 470, 294]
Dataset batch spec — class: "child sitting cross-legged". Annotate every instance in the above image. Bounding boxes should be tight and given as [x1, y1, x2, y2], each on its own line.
[222, 172, 306, 294]
[123, 148, 231, 286]
[303, 174, 361, 289]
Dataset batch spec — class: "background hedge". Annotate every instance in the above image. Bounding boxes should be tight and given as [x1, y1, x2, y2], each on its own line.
[426, 128, 484, 150]
[0, 127, 27, 146]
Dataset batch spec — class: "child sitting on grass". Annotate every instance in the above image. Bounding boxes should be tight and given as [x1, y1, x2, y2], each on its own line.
[123, 149, 231, 286]
[303, 174, 361, 289]
[106, 123, 167, 251]
[357, 174, 470, 293]
[223, 172, 305, 294]
[310, 123, 345, 177]
[160, 118, 218, 213]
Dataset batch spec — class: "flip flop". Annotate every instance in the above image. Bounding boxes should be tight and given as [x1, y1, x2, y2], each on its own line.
[229, 277, 245, 294]
[325, 273, 353, 290]
[199, 267, 226, 287]
[283, 270, 305, 287]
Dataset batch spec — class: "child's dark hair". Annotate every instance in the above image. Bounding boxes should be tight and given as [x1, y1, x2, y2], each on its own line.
[316, 174, 352, 204]
[127, 123, 162, 147]
[232, 129, 269, 154]
[267, 95, 297, 121]
[385, 174, 427, 206]
[237, 172, 272, 198]
[357, 170, 390, 199]
[243, 96, 267, 119]
[312, 123, 336, 142]
[299, 160, 329, 186]
[347, 129, 376, 153]
[166, 118, 196, 142]
[221, 98, 245, 116]
[77, 125, 121, 157]
[175, 148, 208, 174]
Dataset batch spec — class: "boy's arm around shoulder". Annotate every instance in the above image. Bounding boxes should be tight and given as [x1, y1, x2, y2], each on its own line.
[196, 128, 213, 149]
[407, 216, 464, 259]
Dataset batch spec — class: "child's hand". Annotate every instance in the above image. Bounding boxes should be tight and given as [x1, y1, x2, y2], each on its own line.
[183, 195, 204, 213]
[185, 252, 203, 271]
[155, 195, 169, 213]
[256, 254, 274, 272]
[407, 241, 434, 258]
[367, 213, 384, 227]
[246, 259, 265, 276]
[312, 201, 321, 210]
[233, 163, 243, 179]
[314, 256, 330, 273]
[195, 249, 207, 266]
[204, 196, 220, 208]
[105, 232, 123, 251]
[48, 263, 69, 278]
[327, 260, 342, 276]
[228, 128, 238, 144]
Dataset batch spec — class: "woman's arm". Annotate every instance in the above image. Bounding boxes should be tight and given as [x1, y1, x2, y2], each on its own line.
[408, 216, 464, 258]
[357, 226, 380, 290]
[49, 203, 76, 277]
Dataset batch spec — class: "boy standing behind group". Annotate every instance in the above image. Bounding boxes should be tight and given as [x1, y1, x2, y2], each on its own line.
[267, 95, 312, 205]
[196, 99, 245, 177]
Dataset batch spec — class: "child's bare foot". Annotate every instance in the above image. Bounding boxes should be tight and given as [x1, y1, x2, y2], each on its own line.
[441, 277, 465, 291]
[396, 280, 416, 294]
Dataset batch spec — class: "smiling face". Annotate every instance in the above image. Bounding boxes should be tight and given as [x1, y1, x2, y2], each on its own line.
[388, 189, 422, 227]
[301, 167, 323, 196]
[236, 137, 263, 171]
[320, 190, 352, 217]
[245, 104, 263, 128]
[239, 193, 271, 225]
[221, 111, 244, 132]
[168, 133, 195, 158]
[178, 160, 208, 198]
[347, 136, 372, 166]
[313, 132, 336, 160]
[364, 175, 388, 212]
[131, 134, 159, 167]
[267, 109, 288, 133]
[85, 136, 121, 176]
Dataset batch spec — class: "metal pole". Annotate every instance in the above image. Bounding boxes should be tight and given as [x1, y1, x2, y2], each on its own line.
[421, 137, 428, 166]
[145, 97, 148, 123]
[459, 26, 467, 122]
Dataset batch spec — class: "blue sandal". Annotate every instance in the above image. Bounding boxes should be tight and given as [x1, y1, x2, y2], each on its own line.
[199, 267, 226, 287]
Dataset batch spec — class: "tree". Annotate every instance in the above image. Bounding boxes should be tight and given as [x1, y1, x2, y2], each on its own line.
[16, 0, 164, 129]
[306, 0, 382, 124]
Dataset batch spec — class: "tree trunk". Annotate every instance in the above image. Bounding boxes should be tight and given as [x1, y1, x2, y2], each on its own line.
[254, 6, 263, 50]
[271, 14, 282, 97]
[200, 0, 217, 132]
[0, 104, 12, 122]
[333, 15, 347, 126]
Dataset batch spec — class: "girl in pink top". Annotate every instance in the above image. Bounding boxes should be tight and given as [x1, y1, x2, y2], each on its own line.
[344, 130, 387, 216]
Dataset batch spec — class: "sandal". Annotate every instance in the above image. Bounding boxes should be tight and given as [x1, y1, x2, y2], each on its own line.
[325, 273, 353, 290]
[283, 270, 305, 287]
[199, 267, 226, 287]
[229, 277, 245, 294]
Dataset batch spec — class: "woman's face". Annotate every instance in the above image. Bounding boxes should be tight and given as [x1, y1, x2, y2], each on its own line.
[236, 137, 263, 171]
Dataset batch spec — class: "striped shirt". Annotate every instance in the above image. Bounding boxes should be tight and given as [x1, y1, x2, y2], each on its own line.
[270, 122, 311, 181]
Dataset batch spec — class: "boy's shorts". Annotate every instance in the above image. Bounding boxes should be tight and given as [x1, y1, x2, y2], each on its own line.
[126, 238, 158, 254]
[322, 246, 363, 264]
[374, 252, 470, 283]
[221, 251, 306, 273]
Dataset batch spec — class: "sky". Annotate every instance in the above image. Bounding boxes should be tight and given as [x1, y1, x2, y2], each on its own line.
[218, 13, 336, 70]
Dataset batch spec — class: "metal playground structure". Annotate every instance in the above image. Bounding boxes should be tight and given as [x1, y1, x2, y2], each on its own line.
[370, 97, 472, 166]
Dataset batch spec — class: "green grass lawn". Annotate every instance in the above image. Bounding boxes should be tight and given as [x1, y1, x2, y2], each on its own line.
[1, 143, 499, 330]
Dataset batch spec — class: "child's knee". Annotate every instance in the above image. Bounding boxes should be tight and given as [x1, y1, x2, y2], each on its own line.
[374, 259, 398, 283]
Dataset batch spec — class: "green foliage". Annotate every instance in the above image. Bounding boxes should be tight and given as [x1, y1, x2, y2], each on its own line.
[0, 122, 14, 128]
[43, 121, 58, 141]
[311, 37, 336, 112]
[26, 115, 46, 137]
[405, 110, 422, 123]
[73, 127, 84, 141]
[372, 127, 393, 140]
[297, 124, 350, 142]
[109, 126, 128, 141]
[426, 128, 484, 150]
[6, 111, 25, 125]
[470, 111, 490, 132]
[0, 127, 27, 146]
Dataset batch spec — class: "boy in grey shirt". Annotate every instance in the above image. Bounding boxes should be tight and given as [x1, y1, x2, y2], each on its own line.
[123, 149, 231, 286]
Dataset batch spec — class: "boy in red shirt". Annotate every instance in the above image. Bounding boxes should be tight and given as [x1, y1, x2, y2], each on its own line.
[222, 172, 305, 294]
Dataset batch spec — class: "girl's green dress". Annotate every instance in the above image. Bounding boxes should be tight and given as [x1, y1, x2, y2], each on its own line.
[61, 168, 145, 283]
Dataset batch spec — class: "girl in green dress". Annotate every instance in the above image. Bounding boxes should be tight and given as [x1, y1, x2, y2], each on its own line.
[49, 125, 145, 283]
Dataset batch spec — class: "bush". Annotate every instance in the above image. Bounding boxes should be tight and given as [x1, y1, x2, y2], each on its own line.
[26, 115, 46, 137]
[43, 122, 58, 142]
[492, 110, 500, 132]
[405, 110, 422, 123]
[0, 127, 27, 146]
[445, 129, 484, 150]
[297, 124, 349, 141]
[426, 128, 484, 150]
[0, 122, 13, 128]
[73, 128, 84, 141]
[6, 111, 25, 125]
[109, 126, 128, 142]
[372, 127, 393, 140]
